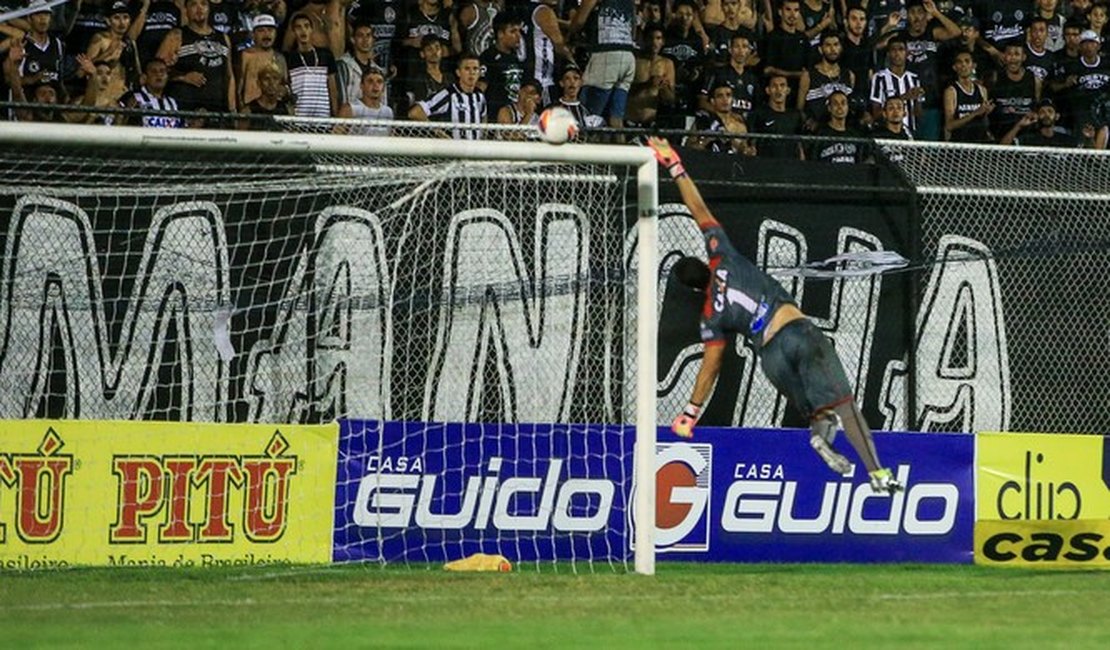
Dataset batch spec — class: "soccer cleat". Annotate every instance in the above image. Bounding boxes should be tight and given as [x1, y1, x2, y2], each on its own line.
[810, 434, 852, 474]
[869, 467, 904, 494]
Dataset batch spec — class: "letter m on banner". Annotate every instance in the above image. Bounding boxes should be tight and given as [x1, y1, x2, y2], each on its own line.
[0, 197, 231, 421]
[423, 206, 588, 423]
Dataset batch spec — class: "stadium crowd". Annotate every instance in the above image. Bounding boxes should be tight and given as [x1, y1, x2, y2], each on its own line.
[2, 0, 1110, 153]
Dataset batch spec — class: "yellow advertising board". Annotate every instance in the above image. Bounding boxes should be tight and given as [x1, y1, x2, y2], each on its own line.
[977, 432, 1110, 521]
[976, 432, 1110, 568]
[975, 519, 1110, 567]
[0, 420, 337, 569]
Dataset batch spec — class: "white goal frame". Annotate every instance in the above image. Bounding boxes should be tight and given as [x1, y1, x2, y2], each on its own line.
[0, 121, 660, 575]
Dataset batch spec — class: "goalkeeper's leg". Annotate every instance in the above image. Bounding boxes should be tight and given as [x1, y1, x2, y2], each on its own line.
[809, 410, 852, 475]
[833, 398, 903, 494]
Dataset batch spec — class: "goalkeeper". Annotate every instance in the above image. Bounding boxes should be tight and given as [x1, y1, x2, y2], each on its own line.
[650, 137, 902, 494]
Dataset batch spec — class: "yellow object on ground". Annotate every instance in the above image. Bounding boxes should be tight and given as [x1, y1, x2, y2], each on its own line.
[443, 553, 513, 572]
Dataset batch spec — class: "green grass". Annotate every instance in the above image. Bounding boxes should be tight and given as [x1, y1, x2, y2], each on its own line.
[1, 563, 1107, 648]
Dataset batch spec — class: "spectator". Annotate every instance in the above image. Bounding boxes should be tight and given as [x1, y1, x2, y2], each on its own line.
[871, 35, 923, 134]
[841, 4, 876, 99]
[698, 30, 757, 121]
[518, 0, 575, 105]
[347, 0, 401, 85]
[67, 0, 109, 59]
[282, 0, 345, 59]
[1025, 17, 1055, 82]
[478, 12, 524, 121]
[748, 73, 805, 158]
[136, 0, 182, 65]
[496, 76, 540, 135]
[798, 30, 856, 130]
[1001, 97, 1080, 146]
[943, 48, 992, 141]
[662, 0, 707, 122]
[687, 80, 756, 154]
[1088, 3, 1109, 47]
[406, 35, 454, 107]
[159, 0, 236, 113]
[409, 51, 487, 140]
[16, 1, 64, 94]
[123, 57, 183, 127]
[626, 24, 676, 126]
[241, 63, 293, 127]
[800, 0, 836, 46]
[398, 0, 456, 90]
[971, 0, 1030, 47]
[763, 0, 809, 93]
[287, 13, 338, 117]
[1061, 29, 1110, 129]
[70, 57, 121, 124]
[571, 0, 637, 130]
[707, 0, 759, 65]
[808, 89, 868, 162]
[87, 0, 142, 101]
[338, 20, 387, 108]
[942, 15, 998, 89]
[1037, 0, 1067, 52]
[459, 0, 500, 59]
[548, 63, 604, 134]
[873, 95, 912, 141]
[902, 0, 960, 140]
[338, 67, 393, 135]
[239, 14, 287, 107]
[990, 42, 1041, 141]
[208, 0, 247, 51]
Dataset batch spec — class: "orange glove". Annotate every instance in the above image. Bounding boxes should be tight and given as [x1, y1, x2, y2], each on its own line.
[647, 136, 687, 178]
[671, 402, 702, 439]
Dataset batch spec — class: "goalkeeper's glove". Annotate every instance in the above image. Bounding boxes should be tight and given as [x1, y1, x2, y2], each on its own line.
[868, 467, 905, 495]
[671, 402, 702, 439]
[647, 136, 687, 179]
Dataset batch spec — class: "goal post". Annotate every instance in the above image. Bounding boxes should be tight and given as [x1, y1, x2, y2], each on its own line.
[0, 122, 658, 574]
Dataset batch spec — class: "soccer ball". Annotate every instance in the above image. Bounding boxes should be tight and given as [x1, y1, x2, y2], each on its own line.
[537, 107, 580, 145]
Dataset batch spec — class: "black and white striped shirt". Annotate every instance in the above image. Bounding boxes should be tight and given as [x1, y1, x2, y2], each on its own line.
[129, 87, 182, 128]
[288, 47, 336, 118]
[870, 67, 922, 134]
[418, 84, 487, 140]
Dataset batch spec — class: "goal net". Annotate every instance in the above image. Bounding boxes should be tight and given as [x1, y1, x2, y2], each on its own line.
[0, 123, 659, 573]
[881, 141, 1110, 435]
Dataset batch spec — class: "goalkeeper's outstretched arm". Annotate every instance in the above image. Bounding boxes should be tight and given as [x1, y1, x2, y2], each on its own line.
[646, 137, 717, 229]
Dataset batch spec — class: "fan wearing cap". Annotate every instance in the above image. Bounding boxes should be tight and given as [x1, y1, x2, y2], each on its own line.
[85, 0, 143, 101]
[239, 13, 287, 106]
[6, 0, 65, 98]
[1000, 96, 1082, 146]
[547, 63, 604, 134]
[1058, 28, 1110, 129]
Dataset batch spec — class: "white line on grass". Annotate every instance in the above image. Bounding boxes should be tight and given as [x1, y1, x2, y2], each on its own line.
[877, 590, 1087, 600]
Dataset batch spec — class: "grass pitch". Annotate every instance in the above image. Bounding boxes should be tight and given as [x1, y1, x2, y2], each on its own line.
[1, 563, 1107, 648]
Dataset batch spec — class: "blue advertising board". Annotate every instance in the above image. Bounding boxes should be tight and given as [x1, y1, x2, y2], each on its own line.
[653, 428, 974, 564]
[334, 421, 974, 564]
[333, 420, 634, 563]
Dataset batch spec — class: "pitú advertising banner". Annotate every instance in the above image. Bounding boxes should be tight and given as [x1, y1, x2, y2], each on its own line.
[0, 420, 338, 570]
[335, 421, 973, 564]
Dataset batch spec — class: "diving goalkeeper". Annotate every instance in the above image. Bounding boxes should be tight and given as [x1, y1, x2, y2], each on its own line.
[650, 137, 903, 495]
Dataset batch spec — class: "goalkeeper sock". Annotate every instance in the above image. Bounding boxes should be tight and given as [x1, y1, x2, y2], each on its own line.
[833, 400, 883, 473]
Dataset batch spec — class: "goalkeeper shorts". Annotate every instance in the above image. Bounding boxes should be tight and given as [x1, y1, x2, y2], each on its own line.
[759, 319, 853, 420]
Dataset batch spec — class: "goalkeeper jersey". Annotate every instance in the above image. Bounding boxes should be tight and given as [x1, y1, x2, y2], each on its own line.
[698, 220, 796, 351]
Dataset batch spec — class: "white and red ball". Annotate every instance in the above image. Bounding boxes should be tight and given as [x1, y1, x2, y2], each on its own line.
[537, 107, 580, 144]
